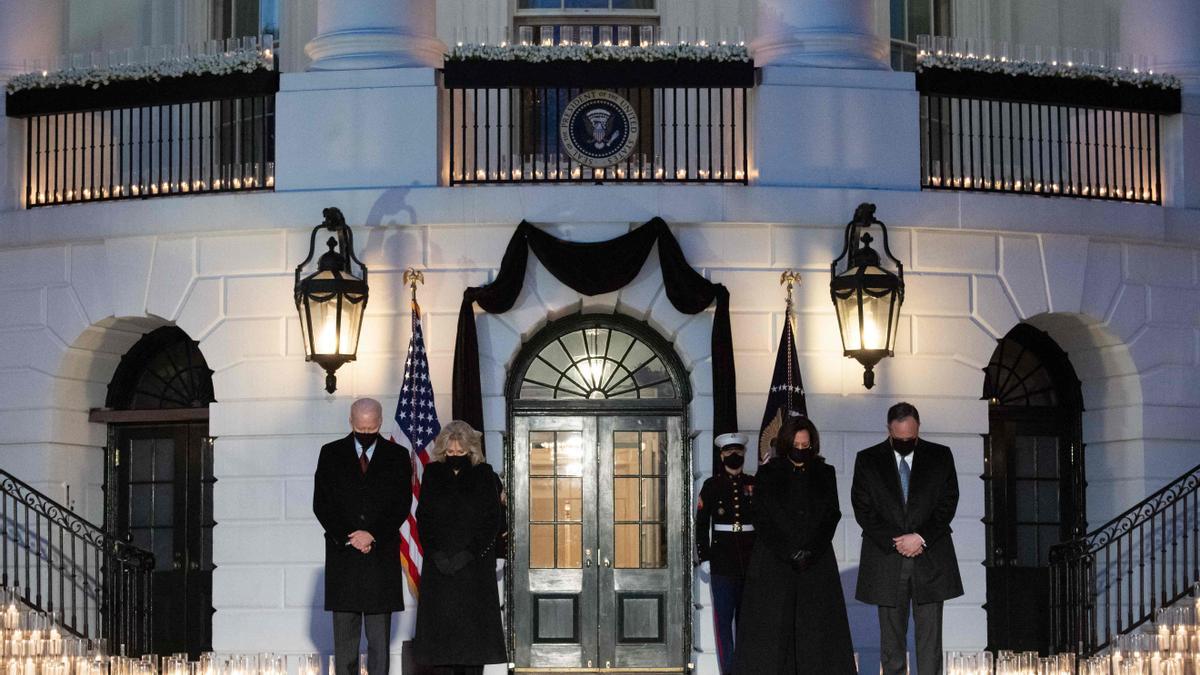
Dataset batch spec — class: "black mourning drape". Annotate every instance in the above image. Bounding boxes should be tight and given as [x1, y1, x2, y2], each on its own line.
[451, 218, 738, 473]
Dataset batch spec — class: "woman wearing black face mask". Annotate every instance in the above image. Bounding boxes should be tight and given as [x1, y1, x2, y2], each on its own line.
[413, 420, 507, 674]
[733, 416, 856, 675]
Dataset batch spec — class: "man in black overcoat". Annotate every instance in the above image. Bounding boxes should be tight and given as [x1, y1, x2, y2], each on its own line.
[313, 398, 413, 675]
[851, 402, 964, 675]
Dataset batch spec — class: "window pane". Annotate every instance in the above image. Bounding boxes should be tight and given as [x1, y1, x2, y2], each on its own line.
[130, 485, 153, 527]
[640, 432, 666, 475]
[530, 478, 555, 521]
[530, 432, 555, 475]
[153, 530, 175, 571]
[612, 0, 654, 8]
[530, 524, 555, 568]
[1037, 437, 1060, 478]
[557, 524, 582, 568]
[614, 432, 639, 475]
[614, 478, 639, 520]
[557, 478, 582, 522]
[641, 524, 665, 568]
[1037, 482, 1060, 523]
[153, 439, 175, 480]
[153, 484, 174, 527]
[906, 0, 931, 43]
[890, 0, 906, 41]
[556, 432, 584, 476]
[130, 439, 156, 482]
[519, 0, 562, 6]
[565, 0, 609, 7]
[614, 524, 640, 568]
[1015, 480, 1036, 522]
[640, 477, 664, 521]
[1014, 436, 1037, 478]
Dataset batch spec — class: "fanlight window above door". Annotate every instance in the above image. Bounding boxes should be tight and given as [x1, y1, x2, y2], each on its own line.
[519, 325, 676, 400]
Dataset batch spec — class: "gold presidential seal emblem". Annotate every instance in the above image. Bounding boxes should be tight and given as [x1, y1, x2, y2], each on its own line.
[559, 90, 639, 168]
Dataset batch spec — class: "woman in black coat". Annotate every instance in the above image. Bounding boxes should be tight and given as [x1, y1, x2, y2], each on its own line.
[734, 416, 856, 675]
[413, 420, 508, 674]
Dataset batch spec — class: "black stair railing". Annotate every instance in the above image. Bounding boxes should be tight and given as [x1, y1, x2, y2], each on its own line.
[1050, 463, 1200, 657]
[0, 469, 154, 655]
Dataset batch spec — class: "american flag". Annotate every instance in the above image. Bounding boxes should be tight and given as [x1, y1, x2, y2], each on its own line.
[392, 296, 440, 598]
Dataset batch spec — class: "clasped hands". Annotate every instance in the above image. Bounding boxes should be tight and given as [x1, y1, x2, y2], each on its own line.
[347, 530, 375, 554]
[893, 533, 925, 557]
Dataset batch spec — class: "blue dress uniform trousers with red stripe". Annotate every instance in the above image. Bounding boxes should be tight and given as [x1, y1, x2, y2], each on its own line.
[695, 471, 756, 675]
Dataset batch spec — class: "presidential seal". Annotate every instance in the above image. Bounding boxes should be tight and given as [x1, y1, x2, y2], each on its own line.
[559, 90, 639, 168]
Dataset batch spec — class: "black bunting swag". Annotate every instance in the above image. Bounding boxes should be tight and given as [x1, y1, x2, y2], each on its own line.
[451, 218, 738, 473]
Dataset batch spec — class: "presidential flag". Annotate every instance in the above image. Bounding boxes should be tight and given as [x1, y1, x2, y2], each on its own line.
[393, 296, 440, 598]
[757, 317, 807, 463]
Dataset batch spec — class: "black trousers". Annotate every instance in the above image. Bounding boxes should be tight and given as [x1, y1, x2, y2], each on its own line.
[428, 668, 482, 675]
[877, 559, 943, 675]
[333, 611, 392, 675]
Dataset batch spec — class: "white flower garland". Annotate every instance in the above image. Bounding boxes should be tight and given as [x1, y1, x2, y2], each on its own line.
[447, 43, 751, 64]
[6, 49, 274, 94]
[917, 52, 1181, 90]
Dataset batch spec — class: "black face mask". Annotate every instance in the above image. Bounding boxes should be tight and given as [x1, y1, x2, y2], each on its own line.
[722, 453, 745, 470]
[788, 446, 816, 463]
[446, 455, 471, 472]
[891, 437, 917, 457]
[353, 432, 378, 449]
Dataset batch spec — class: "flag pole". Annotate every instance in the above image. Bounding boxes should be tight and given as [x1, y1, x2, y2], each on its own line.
[780, 270, 800, 414]
[403, 267, 425, 304]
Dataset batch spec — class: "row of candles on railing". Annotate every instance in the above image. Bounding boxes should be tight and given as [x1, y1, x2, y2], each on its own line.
[18, 36, 276, 79]
[925, 175, 1157, 202]
[455, 24, 745, 49]
[916, 34, 1154, 74]
[29, 163, 275, 205]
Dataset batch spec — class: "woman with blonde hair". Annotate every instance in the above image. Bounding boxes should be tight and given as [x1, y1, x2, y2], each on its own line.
[413, 420, 507, 674]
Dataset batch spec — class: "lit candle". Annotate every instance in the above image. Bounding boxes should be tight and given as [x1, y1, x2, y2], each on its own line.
[48, 628, 60, 656]
[3, 606, 16, 630]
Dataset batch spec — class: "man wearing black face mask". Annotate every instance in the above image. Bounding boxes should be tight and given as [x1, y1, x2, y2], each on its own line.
[695, 433, 756, 674]
[851, 402, 963, 675]
[313, 398, 413, 675]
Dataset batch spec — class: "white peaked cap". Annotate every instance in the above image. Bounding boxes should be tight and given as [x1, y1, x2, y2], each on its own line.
[714, 432, 749, 449]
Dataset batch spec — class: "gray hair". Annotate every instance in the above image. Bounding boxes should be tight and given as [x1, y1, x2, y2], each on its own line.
[431, 420, 486, 466]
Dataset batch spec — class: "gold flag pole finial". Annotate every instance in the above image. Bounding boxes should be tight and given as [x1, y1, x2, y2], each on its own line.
[403, 267, 425, 303]
[780, 270, 801, 319]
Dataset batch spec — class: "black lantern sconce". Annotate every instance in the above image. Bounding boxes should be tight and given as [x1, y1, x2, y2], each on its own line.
[830, 203, 905, 389]
[294, 207, 369, 394]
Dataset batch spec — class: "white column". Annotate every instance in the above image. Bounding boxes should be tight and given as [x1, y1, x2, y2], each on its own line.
[1120, 0, 1200, 82]
[1121, 0, 1200, 208]
[305, 0, 444, 70]
[752, 0, 888, 70]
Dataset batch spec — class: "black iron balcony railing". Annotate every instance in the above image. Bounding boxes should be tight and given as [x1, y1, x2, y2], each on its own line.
[6, 69, 277, 208]
[0, 469, 154, 655]
[1050, 463, 1200, 657]
[918, 67, 1180, 205]
[442, 60, 754, 185]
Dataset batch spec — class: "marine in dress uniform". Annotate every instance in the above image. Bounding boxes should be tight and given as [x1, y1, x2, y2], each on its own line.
[695, 433, 757, 675]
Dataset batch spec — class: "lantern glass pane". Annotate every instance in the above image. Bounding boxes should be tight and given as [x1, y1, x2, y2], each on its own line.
[298, 305, 313, 357]
[305, 293, 344, 356]
[859, 293, 890, 351]
[340, 294, 365, 355]
[834, 289, 863, 351]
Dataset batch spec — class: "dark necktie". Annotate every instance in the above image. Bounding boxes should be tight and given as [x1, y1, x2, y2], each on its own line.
[898, 456, 910, 504]
[359, 448, 369, 475]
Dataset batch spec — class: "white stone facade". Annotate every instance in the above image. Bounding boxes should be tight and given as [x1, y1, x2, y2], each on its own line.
[2, 184, 1200, 671]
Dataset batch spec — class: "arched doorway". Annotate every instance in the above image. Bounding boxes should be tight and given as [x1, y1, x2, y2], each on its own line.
[982, 323, 1084, 654]
[97, 325, 215, 658]
[505, 313, 692, 673]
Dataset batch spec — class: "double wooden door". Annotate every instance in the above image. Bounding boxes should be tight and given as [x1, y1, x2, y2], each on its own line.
[510, 415, 686, 673]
